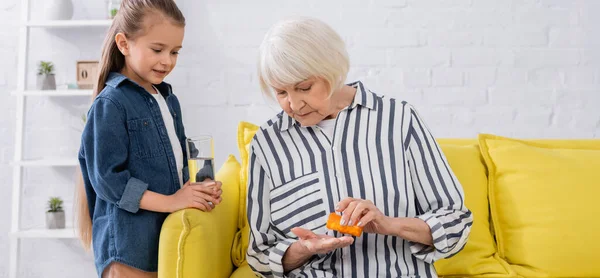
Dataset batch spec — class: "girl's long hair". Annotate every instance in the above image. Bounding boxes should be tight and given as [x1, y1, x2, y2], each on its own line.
[76, 0, 185, 251]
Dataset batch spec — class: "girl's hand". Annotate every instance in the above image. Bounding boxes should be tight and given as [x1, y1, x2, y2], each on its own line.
[169, 180, 222, 212]
[336, 197, 391, 235]
[189, 180, 223, 205]
[291, 227, 354, 255]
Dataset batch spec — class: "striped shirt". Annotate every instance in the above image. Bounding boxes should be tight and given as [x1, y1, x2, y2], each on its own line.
[246, 81, 473, 278]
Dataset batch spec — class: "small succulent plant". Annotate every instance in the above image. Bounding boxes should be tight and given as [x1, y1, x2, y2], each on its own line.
[47, 197, 64, 213]
[37, 61, 55, 75]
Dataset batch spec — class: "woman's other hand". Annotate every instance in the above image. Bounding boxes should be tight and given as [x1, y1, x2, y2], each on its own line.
[336, 197, 391, 235]
[291, 227, 354, 255]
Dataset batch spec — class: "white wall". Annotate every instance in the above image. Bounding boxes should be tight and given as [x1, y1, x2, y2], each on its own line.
[1, 0, 599, 276]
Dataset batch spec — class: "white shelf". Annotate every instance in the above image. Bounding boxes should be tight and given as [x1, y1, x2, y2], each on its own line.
[25, 20, 112, 28]
[11, 89, 92, 96]
[12, 228, 76, 239]
[11, 1, 103, 277]
[13, 158, 79, 167]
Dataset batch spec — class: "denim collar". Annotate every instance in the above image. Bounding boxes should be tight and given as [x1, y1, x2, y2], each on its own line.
[105, 72, 172, 97]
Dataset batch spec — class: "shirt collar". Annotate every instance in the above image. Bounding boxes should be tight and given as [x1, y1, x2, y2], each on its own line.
[278, 112, 297, 132]
[278, 80, 377, 132]
[106, 72, 128, 87]
[347, 80, 377, 110]
[105, 72, 172, 97]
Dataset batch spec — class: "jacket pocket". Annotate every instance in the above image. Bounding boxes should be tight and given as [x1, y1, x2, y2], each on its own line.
[127, 118, 163, 158]
[270, 172, 327, 237]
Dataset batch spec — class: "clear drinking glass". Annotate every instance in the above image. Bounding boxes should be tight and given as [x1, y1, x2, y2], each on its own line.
[186, 135, 215, 184]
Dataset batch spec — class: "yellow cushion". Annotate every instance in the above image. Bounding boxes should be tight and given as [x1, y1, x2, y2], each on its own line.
[230, 264, 257, 278]
[232, 121, 260, 267]
[158, 155, 241, 278]
[433, 142, 513, 277]
[479, 134, 600, 277]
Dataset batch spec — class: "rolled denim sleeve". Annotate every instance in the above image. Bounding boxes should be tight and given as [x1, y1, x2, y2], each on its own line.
[81, 97, 148, 213]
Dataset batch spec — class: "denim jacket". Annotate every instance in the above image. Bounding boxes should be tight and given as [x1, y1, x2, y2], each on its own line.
[78, 72, 189, 275]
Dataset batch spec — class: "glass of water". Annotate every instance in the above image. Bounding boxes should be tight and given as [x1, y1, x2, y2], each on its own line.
[186, 135, 215, 184]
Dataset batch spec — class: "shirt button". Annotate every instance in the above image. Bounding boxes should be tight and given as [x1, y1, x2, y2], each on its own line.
[332, 147, 337, 151]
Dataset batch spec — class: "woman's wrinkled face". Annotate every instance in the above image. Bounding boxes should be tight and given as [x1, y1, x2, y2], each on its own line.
[273, 77, 334, 127]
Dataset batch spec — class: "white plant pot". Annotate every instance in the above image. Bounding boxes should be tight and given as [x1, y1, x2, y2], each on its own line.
[37, 74, 56, 90]
[44, 0, 74, 21]
[46, 211, 65, 229]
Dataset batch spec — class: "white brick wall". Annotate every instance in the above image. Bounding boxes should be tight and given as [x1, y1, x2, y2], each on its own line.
[1, 0, 599, 276]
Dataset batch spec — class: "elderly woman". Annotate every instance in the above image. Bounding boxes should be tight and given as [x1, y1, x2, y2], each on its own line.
[246, 17, 472, 278]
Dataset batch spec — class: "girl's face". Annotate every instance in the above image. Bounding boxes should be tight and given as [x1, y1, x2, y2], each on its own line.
[273, 77, 336, 127]
[116, 14, 184, 89]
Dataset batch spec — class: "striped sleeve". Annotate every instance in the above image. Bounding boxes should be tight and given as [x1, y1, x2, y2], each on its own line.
[246, 143, 296, 278]
[403, 105, 473, 263]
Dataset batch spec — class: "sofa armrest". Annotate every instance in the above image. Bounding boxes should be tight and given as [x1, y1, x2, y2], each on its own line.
[158, 155, 242, 278]
[158, 206, 239, 278]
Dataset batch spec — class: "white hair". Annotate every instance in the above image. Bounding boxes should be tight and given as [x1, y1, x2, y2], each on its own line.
[258, 17, 350, 98]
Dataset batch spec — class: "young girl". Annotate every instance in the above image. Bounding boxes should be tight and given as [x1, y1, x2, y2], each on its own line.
[76, 1, 222, 277]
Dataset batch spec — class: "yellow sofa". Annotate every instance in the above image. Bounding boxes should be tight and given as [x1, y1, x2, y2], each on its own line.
[158, 122, 600, 278]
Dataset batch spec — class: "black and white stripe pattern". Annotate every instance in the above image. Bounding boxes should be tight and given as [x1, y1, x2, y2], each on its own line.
[246, 81, 472, 278]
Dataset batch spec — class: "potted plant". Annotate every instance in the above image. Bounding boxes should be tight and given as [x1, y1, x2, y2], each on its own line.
[37, 61, 57, 90]
[108, 0, 121, 19]
[46, 197, 65, 229]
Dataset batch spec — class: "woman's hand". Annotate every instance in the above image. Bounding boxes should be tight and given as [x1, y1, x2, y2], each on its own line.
[169, 180, 222, 212]
[281, 228, 353, 272]
[290, 227, 354, 255]
[336, 197, 390, 235]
